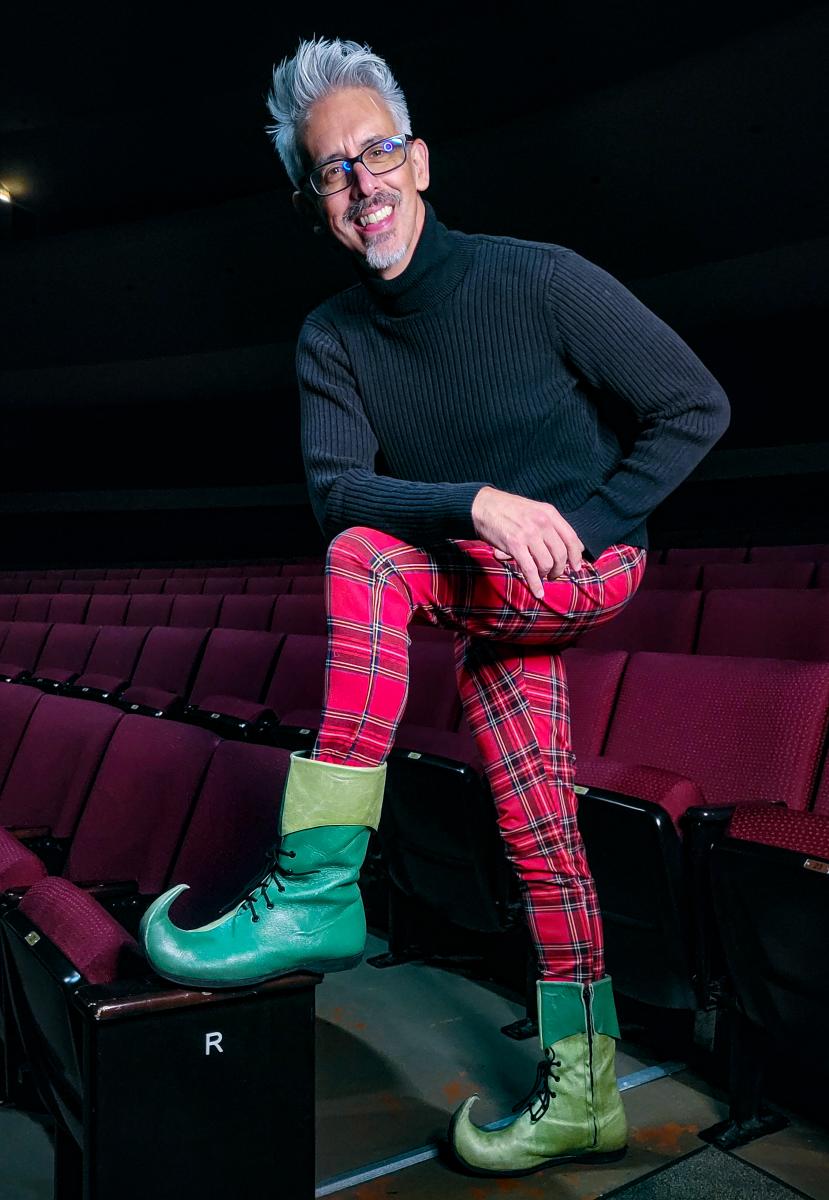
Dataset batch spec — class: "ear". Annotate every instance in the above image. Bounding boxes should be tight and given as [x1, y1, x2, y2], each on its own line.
[292, 188, 324, 235]
[409, 138, 430, 193]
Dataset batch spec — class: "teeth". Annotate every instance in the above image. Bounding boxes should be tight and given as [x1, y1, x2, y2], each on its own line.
[358, 205, 393, 227]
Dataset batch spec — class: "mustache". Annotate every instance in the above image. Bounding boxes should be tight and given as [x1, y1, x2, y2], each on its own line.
[344, 190, 401, 222]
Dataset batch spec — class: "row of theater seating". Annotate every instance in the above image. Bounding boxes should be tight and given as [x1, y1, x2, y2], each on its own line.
[641, 561, 829, 588]
[0, 559, 324, 581]
[0, 583, 824, 662]
[651, 543, 829, 563]
[0, 624, 458, 735]
[0, 692, 317, 1196]
[0, 574, 323, 596]
[1, 645, 828, 1176]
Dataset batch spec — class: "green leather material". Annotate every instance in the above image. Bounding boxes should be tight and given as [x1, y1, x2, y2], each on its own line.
[280, 751, 386, 835]
[140, 754, 384, 988]
[450, 978, 627, 1176]
[537, 976, 621, 1047]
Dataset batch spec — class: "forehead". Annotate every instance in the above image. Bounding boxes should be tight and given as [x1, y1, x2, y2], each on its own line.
[301, 87, 396, 165]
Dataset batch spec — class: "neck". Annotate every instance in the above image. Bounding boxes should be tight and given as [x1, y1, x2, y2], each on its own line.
[355, 202, 473, 317]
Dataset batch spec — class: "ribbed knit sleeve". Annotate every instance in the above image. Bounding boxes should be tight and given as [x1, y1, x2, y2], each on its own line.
[297, 318, 489, 543]
[548, 250, 730, 556]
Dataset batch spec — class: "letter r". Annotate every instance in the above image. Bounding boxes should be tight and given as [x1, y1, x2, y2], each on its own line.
[205, 1031, 223, 1055]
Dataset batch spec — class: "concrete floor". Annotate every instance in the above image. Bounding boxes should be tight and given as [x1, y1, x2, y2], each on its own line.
[2, 932, 828, 1199]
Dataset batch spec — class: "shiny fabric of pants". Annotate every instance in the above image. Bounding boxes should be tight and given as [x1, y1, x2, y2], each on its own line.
[311, 528, 646, 983]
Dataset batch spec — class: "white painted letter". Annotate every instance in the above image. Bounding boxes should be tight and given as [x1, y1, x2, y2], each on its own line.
[205, 1031, 224, 1055]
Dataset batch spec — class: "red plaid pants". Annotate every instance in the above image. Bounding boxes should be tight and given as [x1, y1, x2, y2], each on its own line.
[311, 528, 646, 982]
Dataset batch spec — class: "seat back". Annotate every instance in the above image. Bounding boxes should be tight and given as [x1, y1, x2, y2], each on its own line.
[34, 624, 100, 677]
[187, 630, 283, 709]
[577, 590, 701, 654]
[697, 590, 829, 659]
[47, 595, 90, 624]
[664, 547, 746, 564]
[702, 562, 814, 590]
[0, 694, 123, 837]
[169, 595, 221, 628]
[0, 622, 52, 673]
[85, 595, 130, 625]
[271, 594, 326, 636]
[168, 741, 290, 926]
[218, 595, 276, 631]
[128, 627, 209, 696]
[64, 717, 220, 893]
[603, 652, 829, 810]
[124, 595, 173, 626]
[561, 648, 628, 755]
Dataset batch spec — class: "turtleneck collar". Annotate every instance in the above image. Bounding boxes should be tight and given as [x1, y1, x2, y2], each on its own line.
[356, 201, 473, 317]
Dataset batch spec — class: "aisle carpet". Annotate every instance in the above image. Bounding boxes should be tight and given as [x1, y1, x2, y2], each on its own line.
[605, 1144, 810, 1198]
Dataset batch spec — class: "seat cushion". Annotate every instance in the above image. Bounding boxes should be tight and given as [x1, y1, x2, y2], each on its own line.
[0, 829, 48, 889]
[18, 876, 142, 984]
[728, 805, 829, 859]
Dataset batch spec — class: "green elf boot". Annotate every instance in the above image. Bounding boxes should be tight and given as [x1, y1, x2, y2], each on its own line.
[140, 750, 385, 988]
[450, 976, 628, 1176]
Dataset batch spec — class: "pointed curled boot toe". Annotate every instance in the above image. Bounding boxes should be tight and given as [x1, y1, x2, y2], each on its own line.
[140, 752, 386, 989]
[450, 977, 628, 1177]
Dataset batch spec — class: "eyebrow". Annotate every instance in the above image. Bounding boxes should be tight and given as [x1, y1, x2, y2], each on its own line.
[312, 133, 389, 171]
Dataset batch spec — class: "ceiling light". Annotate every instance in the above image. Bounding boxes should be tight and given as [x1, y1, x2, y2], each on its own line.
[0, 187, 11, 204]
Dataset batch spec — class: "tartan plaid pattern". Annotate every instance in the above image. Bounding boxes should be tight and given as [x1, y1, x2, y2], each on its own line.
[312, 527, 646, 982]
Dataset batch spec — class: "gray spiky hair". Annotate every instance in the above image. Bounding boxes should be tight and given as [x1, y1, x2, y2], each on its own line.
[265, 37, 412, 188]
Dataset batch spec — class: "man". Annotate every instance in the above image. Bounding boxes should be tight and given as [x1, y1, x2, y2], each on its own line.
[142, 37, 729, 1177]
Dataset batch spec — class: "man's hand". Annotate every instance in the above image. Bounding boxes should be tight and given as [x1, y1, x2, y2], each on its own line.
[471, 486, 584, 600]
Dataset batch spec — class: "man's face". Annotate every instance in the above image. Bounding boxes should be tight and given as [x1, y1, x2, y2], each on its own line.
[298, 87, 430, 278]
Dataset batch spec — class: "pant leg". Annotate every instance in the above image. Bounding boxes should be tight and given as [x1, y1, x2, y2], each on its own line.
[313, 527, 645, 768]
[311, 526, 645, 981]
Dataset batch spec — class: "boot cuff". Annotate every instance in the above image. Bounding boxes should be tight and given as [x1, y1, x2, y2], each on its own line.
[280, 751, 386, 835]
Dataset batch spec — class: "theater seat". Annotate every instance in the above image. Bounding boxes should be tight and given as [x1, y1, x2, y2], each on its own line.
[1, 876, 318, 1199]
[706, 806, 829, 1148]
[116, 627, 209, 717]
[574, 652, 829, 1009]
[696, 589, 829, 659]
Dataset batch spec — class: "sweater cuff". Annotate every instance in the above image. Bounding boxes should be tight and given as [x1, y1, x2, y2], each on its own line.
[449, 482, 493, 539]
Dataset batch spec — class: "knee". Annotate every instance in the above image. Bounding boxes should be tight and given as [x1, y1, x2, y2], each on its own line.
[326, 526, 388, 573]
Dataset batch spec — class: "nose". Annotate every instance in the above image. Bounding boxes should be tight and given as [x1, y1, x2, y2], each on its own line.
[348, 160, 380, 198]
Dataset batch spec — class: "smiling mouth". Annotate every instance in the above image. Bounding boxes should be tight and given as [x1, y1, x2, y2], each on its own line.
[357, 203, 394, 227]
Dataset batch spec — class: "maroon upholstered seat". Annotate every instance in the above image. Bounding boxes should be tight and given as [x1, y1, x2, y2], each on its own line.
[561, 648, 629, 755]
[74, 570, 107, 582]
[117, 627, 210, 715]
[169, 595, 221, 628]
[749, 543, 829, 562]
[105, 568, 141, 579]
[290, 576, 326, 595]
[262, 634, 327, 722]
[580, 652, 829, 818]
[186, 629, 284, 720]
[271, 594, 327, 636]
[576, 590, 702, 654]
[166, 741, 291, 927]
[69, 626, 151, 698]
[124, 595, 173, 626]
[639, 564, 701, 590]
[701, 562, 814, 590]
[63, 717, 221, 894]
[0, 693, 123, 840]
[664, 546, 747, 564]
[91, 579, 130, 594]
[84, 595, 130, 625]
[217, 594, 277, 631]
[696, 589, 829, 659]
[162, 578, 205, 595]
[59, 580, 94, 594]
[727, 805, 829, 858]
[18, 876, 142, 984]
[0, 597, 18, 620]
[244, 576, 292, 596]
[0, 833, 48, 889]
[202, 577, 245, 595]
[0, 685, 44, 788]
[30, 623, 100, 686]
[127, 578, 165, 594]
[47, 594, 90, 624]
[204, 566, 244, 578]
[280, 562, 325, 577]
[0, 622, 52, 681]
[14, 595, 51, 621]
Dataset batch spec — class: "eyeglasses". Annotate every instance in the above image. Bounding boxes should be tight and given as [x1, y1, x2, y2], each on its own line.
[304, 134, 411, 197]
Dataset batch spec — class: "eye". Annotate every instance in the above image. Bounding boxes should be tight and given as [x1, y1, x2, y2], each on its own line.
[321, 162, 344, 185]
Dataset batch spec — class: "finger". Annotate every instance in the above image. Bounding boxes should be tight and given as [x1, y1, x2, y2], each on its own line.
[492, 548, 513, 561]
[538, 533, 568, 580]
[514, 548, 545, 601]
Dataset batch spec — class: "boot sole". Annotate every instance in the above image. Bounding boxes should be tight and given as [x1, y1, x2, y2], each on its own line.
[152, 952, 364, 990]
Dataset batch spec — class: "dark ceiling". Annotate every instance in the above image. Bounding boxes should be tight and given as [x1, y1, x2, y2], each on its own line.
[3, 0, 824, 235]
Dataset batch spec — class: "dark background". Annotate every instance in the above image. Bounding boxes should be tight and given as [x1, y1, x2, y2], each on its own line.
[1, 2, 827, 565]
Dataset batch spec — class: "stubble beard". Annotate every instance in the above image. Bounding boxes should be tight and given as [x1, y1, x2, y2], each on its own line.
[344, 188, 407, 272]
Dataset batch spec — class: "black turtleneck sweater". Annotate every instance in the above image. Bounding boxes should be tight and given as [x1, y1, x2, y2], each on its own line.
[296, 203, 730, 559]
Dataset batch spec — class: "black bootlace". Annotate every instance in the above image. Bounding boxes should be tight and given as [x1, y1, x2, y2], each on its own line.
[236, 848, 310, 923]
[512, 1047, 562, 1123]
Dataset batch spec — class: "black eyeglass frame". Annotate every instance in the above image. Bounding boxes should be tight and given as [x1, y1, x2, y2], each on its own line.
[301, 134, 413, 197]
